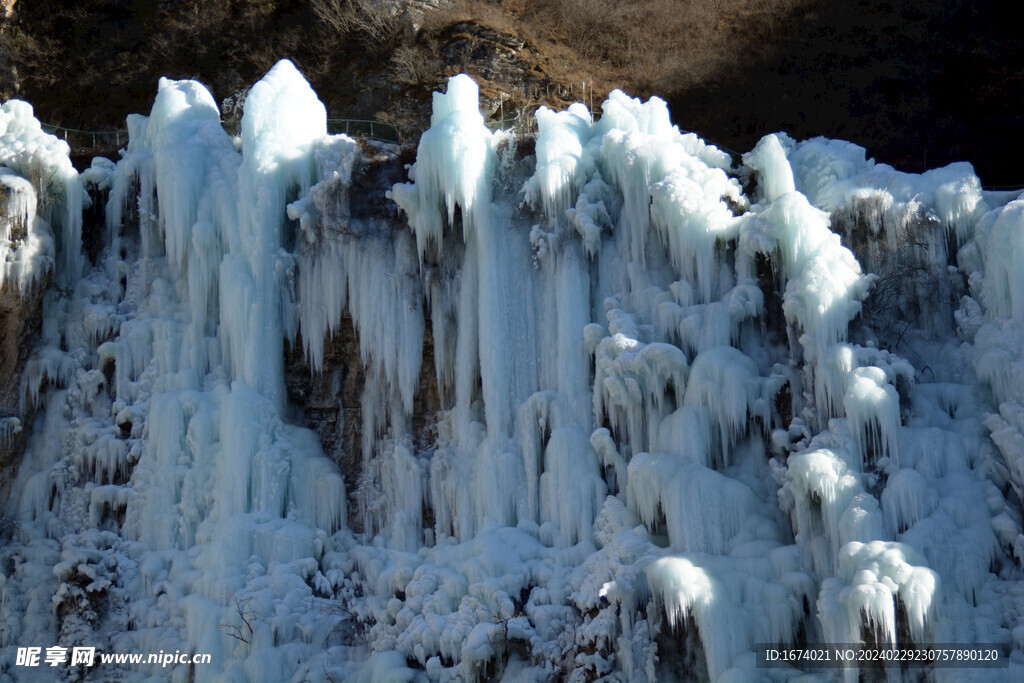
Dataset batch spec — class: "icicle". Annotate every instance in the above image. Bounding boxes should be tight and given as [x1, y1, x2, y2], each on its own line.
[880, 468, 937, 536]
[843, 366, 901, 469]
[743, 134, 795, 203]
[224, 59, 325, 404]
[522, 103, 595, 224]
[682, 346, 761, 467]
[0, 99, 82, 292]
[627, 452, 756, 553]
[784, 448, 868, 574]
[539, 427, 605, 546]
[648, 164, 741, 303]
[819, 541, 939, 646]
[389, 74, 494, 260]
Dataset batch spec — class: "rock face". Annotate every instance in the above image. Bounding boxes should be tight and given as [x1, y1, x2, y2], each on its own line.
[0, 99, 81, 482]
[0, 0, 18, 100]
[285, 317, 367, 525]
[285, 310, 441, 534]
[441, 22, 527, 100]
[0, 161, 50, 483]
[284, 141, 442, 533]
[0, 278, 43, 477]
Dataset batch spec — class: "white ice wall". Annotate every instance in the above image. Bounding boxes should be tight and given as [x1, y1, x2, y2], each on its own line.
[2, 65, 1023, 682]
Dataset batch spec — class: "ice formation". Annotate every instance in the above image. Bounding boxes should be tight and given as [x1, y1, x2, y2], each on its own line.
[2, 61, 1024, 681]
[0, 100, 81, 294]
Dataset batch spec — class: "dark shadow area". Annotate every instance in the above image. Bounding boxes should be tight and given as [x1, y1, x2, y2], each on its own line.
[666, 0, 1024, 185]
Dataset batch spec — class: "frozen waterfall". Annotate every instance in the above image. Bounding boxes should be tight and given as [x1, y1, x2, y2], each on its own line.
[1, 60, 1024, 681]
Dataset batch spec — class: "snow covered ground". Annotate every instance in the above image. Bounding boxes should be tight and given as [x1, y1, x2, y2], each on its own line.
[2, 60, 1024, 681]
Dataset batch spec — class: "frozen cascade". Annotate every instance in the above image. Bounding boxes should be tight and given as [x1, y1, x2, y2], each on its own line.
[0, 100, 83, 293]
[1, 63, 1024, 682]
[2, 62, 346, 681]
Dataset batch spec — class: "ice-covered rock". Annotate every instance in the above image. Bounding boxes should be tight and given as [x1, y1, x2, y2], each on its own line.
[1, 65, 1022, 682]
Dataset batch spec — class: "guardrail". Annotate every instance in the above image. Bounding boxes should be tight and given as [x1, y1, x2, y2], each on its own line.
[37, 111, 560, 153]
[39, 124, 129, 151]
[38, 118, 406, 152]
[220, 118, 403, 143]
[37, 110, 583, 155]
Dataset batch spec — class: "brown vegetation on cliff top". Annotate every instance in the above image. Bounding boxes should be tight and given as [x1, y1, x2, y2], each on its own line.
[0, 0, 1021, 184]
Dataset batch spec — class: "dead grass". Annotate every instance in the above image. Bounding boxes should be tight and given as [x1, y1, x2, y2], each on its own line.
[419, 0, 811, 105]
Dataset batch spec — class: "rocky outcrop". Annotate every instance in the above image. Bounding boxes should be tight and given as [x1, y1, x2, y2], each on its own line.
[0, 271, 44, 483]
[0, 0, 19, 101]
[0, 97, 78, 491]
[284, 141, 441, 534]
[0, 161, 49, 482]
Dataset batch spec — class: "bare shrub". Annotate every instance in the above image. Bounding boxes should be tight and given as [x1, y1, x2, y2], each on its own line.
[374, 109, 419, 145]
[312, 0, 406, 55]
[219, 594, 258, 646]
[391, 43, 437, 86]
[835, 194, 952, 356]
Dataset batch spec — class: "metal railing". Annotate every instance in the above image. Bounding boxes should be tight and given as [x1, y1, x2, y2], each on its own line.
[219, 118, 403, 143]
[36, 105, 591, 155]
[38, 118, 405, 153]
[36, 109, 567, 154]
[39, 124, 128, 151]
[328, 119, 400, 142]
